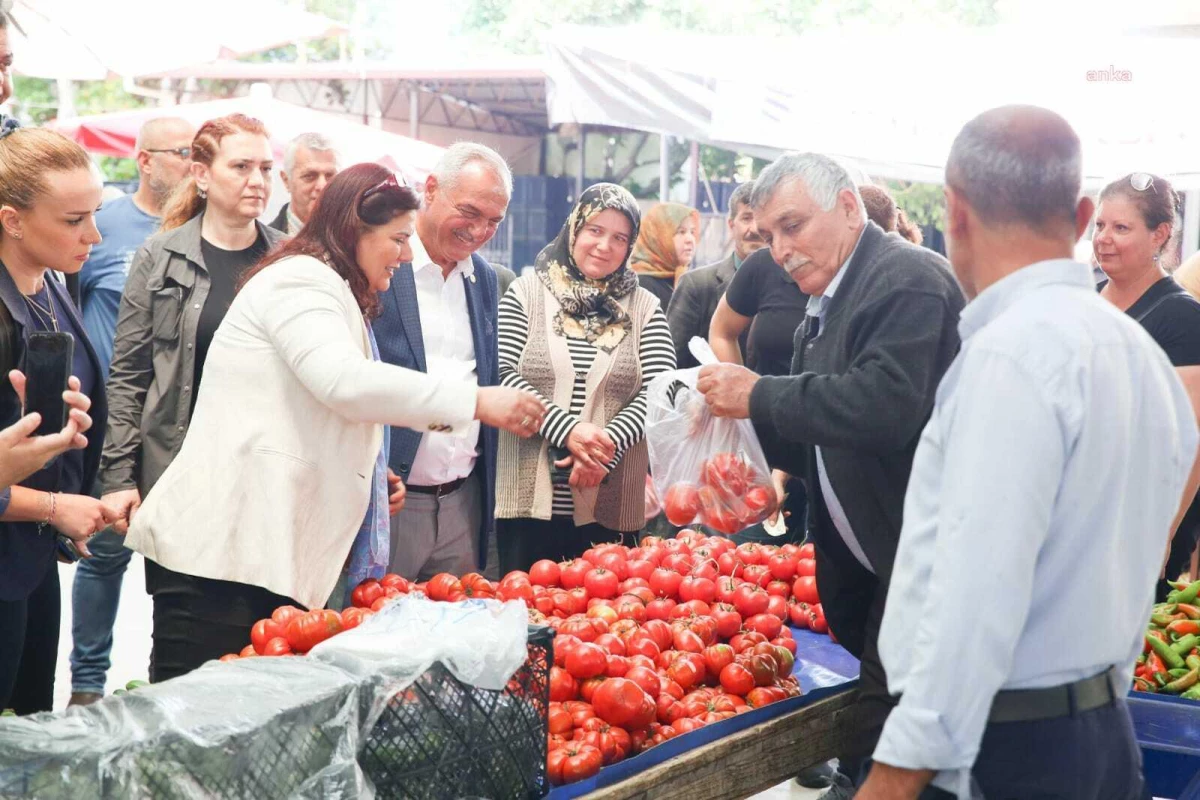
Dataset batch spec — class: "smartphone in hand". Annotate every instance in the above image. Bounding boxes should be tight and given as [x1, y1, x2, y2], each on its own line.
[24, 332, 74, 436]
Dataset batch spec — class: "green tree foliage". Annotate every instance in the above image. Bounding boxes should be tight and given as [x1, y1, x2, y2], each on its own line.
[454, 0, 999, 53]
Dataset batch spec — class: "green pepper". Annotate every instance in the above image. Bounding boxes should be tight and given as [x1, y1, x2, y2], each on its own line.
[1168, 579, 1200, 606]
[1183, 684, 1200, 700]
[1166, 669, 1200, 693]
[1169, 668, 1190, 678]
[1148, 633, 1186, 669]
[1155, 672, 1170, 687]
[1171, 634, 1199, 656]
[0, 708, 14, 717]
[125, 679, 148, 691]
[1152, 612, 1182, 627]
[1180, 604, 1200, 620]
[1187, 655, 1200, 671]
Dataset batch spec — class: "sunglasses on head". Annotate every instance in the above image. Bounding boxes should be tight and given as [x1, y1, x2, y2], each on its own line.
[144, 146, 192, 159]
[1131, 173, 1157, 193]
[361, 172, 408, 203]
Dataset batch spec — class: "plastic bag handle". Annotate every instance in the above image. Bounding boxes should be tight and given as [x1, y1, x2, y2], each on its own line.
[688, 336, 720, 367]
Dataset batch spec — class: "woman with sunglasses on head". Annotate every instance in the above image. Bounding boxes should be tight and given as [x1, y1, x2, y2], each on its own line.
[1095, 172, 1200, 600]
[120, 164, 544, 679]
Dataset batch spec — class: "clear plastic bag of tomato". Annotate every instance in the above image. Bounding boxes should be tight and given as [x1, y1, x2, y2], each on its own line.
[645, 338, 777, 535]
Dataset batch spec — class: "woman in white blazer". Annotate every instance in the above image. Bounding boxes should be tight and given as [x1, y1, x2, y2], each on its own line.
[122, 164, 544, 677]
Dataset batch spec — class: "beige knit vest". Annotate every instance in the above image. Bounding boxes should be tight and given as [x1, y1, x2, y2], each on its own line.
[496, 274, 656, 531]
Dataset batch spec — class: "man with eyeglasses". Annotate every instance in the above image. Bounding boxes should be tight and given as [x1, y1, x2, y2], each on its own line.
[373, 142, 512, 583]
[68, 115, 195, 706]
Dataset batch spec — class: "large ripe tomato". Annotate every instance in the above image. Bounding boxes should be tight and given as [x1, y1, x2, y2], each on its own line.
[667, 654, 705, 691]
[673, 599, 712, 619]
[609, 618, 640, 641]
[341, 607, 371, 630]
[661, 552, 694, 575]
[624, 665, 661, 698]
[271, 605, 305, 627]
[745, 654, 778, 687]
[560, 559, 592, 590]
[560, 615, 600, 643]
[577, 720, 630, 765]
[788, 599, 811, 628]
[741, 564, 771, 588]
[624, 632, 661, 660]
[808, 603, 829, 634]
[745, 687, 783, 708]
[604, 654, 631, 678]
[261, 636, 292, 656]
[591, 551, 626, 580]
[678, 576, 717, 604]
[615, 599, 647, 624]
[579, 676, 606, 702]
[562, 700, 596, 728]
[548, 703, 573, 735]
[771, 636, 798, 656]
[586, 603, 619, 626]
[671, 626, 705, 654]
[710, 603, 743, 639]
[663, 482, 702, 526]
[730, 631, 768, 654]
[733, 583, 770, 618]
[566, 642, 609, 680]
[498, 577, 535, 605]
[798, 543, 816, 559]
[547, 743, 603, 786]
[716, 551, 741, 578]
[766, 594, 788, 620]
[792, 576, 820, 605]
[719, 662, 755, 696]
[251, 618, 286, 654]
[645, 597, 677, 621]
[703, 644, 735, 680]
[702, 505, 740, 536]
[766, 579, 791, 598]
[386, 574, 416, 594]
[771, 645, 796, 677]
[594, 633, 626, 656]
[592, 678, 653, 728]
[350, 579, 384, 609]
[735, 542, 766, 566]
[648, 568, 682, 599]
[796, 558, 816, 578]
[426, 573, 466, 602]
[631, 619, 664, 651]
[744, 484, 776, 520]
[529, 559, 561, 587]
[625, 559, 655, 582]
[550, 666, 579, 702]
[285, 609, 344, 653]
[584, 568, 620, 600]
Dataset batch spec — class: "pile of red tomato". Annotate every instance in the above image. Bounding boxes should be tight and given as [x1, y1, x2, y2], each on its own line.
[660, 451, 778, 535]
[218, 529, 829, 788]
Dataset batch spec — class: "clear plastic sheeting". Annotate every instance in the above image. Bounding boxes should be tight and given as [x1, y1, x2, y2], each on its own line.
[0, 597, 531, 800]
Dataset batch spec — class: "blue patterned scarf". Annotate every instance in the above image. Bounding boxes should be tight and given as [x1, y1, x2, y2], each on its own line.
[345, 322, 391, 599]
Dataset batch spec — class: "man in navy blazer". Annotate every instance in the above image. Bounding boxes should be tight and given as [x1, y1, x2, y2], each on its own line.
[373, 143, 512, 581]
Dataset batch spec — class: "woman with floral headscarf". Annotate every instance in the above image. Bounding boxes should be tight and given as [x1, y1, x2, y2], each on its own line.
[630, 202, 700, 309]
[495, 183, 676, 571]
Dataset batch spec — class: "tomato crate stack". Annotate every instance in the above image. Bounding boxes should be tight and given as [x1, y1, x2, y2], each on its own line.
[361, 624, 555, 800]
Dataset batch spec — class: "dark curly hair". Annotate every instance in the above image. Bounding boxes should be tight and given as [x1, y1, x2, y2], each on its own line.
[239, 163, 420, 318]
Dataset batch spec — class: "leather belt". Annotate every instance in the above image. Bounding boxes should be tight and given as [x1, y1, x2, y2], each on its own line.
[987, 667, 1120, 724]
[407, 476, 469, 498]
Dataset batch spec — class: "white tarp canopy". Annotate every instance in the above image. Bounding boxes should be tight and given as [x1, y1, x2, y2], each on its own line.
[545, 24, 1200, 189]
[7, 0, 346, 80]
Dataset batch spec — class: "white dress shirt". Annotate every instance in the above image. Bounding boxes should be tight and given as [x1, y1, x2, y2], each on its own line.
[407, 233, 481, 486]
[808, 226, 874, 573]
[873, 259, 1198, 797]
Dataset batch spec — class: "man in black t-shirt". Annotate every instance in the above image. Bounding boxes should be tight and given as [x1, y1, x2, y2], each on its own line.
[667, 182, 764, 368]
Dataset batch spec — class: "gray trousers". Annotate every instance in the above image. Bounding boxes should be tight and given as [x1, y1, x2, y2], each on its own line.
[388, 472, 482, 581]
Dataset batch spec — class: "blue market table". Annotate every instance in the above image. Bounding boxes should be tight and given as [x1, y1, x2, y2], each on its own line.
[549, 628, 865, 799]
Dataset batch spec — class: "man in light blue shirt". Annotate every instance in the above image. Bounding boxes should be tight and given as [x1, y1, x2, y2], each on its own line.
[859, 106, 1199, 799]
[69, 116, 195, 706]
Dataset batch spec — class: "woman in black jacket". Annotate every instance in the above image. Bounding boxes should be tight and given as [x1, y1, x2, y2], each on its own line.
[0, 127, 113, 714]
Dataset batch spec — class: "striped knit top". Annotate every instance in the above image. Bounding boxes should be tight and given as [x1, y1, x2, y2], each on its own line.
[498, 289, 675, 514]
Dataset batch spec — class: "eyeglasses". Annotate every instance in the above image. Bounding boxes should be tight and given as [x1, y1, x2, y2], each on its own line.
[1131, 172, 1157, 193]
[144, 147, 192, 159]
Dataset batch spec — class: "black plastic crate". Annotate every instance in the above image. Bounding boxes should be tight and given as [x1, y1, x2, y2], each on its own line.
[360, 624, 554, 800]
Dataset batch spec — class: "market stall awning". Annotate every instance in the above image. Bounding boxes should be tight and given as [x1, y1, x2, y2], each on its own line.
[48, 88, 445, 184]
[7, 0, 347, 80]
[544, 24, 1200, 189]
